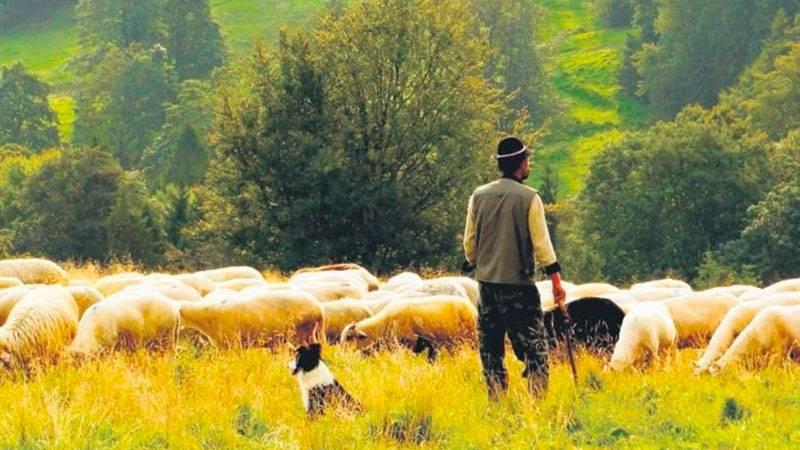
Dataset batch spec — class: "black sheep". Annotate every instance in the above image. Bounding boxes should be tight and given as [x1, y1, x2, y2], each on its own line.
[543, 297, 625, 353]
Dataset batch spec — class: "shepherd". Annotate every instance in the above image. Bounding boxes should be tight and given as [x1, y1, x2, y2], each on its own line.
[463, 136, 566, 399]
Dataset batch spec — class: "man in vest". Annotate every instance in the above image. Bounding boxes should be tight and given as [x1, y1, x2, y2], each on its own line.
[463, 135, 566, 399]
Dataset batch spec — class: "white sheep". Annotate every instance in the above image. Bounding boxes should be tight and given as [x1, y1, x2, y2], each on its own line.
[627, 287, 689, 302]
[568, 283, 620, 301]
[215, 278, 269, 291]
[711, 304, 800, 372]
[0, 258, 69, 285]
[178, 289, 324, 349]
[0, 277, 22, 289]
[762, 278, 800, 295]
[340, 296, 478, 354]
[695, 292, 800, 373]
[663, 291, 739, 346]
[607, 302, 677, 371]
[631, 278, 692, 291]
[382, 272, 423, 292]
[94, 272, 144, 297]
[293, 264, 380, 291]
[65, 285, 105, 317]
[321, 300, 373, 343]
[0, 287, 79, 370]
[67, 291, 180, 357]
[195, 266, 264, 283]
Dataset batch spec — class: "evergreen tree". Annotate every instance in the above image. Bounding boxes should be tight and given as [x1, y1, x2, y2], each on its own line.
[0, 63, 59, 150]
[105, 171, 166, 265]
[161, 0, 225, 80]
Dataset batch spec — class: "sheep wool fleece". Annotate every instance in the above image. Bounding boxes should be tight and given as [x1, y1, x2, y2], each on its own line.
[477, 282, 549, 396]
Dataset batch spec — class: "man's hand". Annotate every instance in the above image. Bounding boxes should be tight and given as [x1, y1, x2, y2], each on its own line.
[551, 272, 567, 314]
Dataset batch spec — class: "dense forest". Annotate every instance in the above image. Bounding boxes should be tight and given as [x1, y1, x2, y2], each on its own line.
[0, 0, 799, 285]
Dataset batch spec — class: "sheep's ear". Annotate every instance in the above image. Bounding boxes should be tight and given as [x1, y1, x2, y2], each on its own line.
[310, 322, 320, 344]
[357, 330, 368, 339]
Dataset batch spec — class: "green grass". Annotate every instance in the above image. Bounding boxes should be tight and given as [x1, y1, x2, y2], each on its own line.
[530, 0, 650, 196]
[1, 345, 799, 448]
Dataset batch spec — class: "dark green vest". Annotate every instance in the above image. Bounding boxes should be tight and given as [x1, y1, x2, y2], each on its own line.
[472, 178, 537, 286]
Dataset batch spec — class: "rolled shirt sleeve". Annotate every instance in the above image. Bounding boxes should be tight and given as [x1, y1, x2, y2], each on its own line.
[528, 194, 561, 275]
[463, 195, 477, 264]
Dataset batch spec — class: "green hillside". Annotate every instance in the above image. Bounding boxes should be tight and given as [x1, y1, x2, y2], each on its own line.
[531, 0, 649, 195]
[0, 0, 644, 195]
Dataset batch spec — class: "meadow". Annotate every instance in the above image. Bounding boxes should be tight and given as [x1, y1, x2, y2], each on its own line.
[1, 265, 799, 449]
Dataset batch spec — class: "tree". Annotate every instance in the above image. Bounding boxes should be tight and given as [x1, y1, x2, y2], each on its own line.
[73, 44, 178, 168]
[161, 0, 225, 80]
[194, 0, 502, 271]
[0, 63, 59, 150]
[597, 0, 634, 28]
[576, 106, 772, 282]
[76, 0, 164, 49]
[105, 171, 166, 265]
[635, 0, 799, 119]
[142, 79, 214, 188]
[748, 42, 800, 139]
[0, 0, 74, 26]
[15, 146, 124, 261]
[471, 0, 554, 127]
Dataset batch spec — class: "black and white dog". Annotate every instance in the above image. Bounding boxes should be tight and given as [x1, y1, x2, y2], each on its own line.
[289, 343, 363, 419]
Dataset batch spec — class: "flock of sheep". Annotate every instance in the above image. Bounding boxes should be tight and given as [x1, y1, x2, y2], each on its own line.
[0, 257, 799, 377]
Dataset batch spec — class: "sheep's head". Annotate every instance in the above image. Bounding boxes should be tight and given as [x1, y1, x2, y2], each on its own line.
[340, 323, 372, 352]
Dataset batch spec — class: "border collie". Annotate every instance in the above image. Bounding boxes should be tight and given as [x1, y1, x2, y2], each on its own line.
[289, 343, 363, 419]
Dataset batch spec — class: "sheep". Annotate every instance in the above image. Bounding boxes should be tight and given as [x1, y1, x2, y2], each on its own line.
[122, 279, 202, 303]
[543, 297, 625, 353]
[663, 291, 739, 347]
[631, 278, 692, 291]
[174, 273, 215, 296]
[599, 292, 639, 314]
[711, 304, 800, 372]
[706, 285, 762, 300]
[626, 287, 689, 302]
[66, 291, 180, 357]
[321, 300, 373, 343]
[294, 264, 380, 291]
[607, 302, 677, 371]
[291, 281, 366, 302]
[0, 287, 79, 371]
[762, 278, 800, 295]
[0, 277, 22, 289]
[425, 277, 479, 306]
[290, 270, 370, 294]
[65, 285, 105, 317]
[0, 286, 34, 325]
[382, 272, 423, 292]
[0, 258, 69, 285]
[202, 288, 239, 303]
[695, 292, 800, 373]
[567, 283, 620, 301]
[360, 298, 394, 315]
[340, 296, 478, 358]
[215, 278, 269, 291]
[402, 279, 469, 302]
[178, 289, 324, 349]
[195, 266, 264, 283]
[94, 272, 144, 297]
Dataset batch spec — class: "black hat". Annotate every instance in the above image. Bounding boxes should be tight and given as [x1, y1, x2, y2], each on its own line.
[495, 136, 531, 160]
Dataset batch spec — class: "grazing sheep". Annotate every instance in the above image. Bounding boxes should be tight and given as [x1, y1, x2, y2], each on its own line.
[174, 273, 215, 296]
[321, 301, 373, 343]
[0, 287, 79, 370]
[123, 279, 202, 303]
[402, 279, 469, 302]
[294, 264, 380, 291]
[292, 281, 366, 302]
[663, 291, 739, 347]
[202, 288, 239, 303]
[567, 283, 620, 301]
[178, 289, 324, 349]
[607, 302, 677, 371]
[383, 272, 423, 292]
[359, 298, 394, 315]
[627, 287, 689, 302]
[0, 258, 69, 285]
[195, 266, 264, 283]
[215, 278, 269, 291]
[631, 278, 692, 291]
[706, 285, 761, 300]
[0, 277, 22, 289]
[0, 286, 33, 325]
[340, 296, 477, 357]
[65, 285, 105, 317]
[762, 278, 800, 295]
[67, 291, 180, 357]
[695, 292, 800, 373]
[423, 277, 479, 306]
[711, 304, 800, 372]
[599, 292, 639, 313]
[290, 270, 370, 294]
[94, 273, 144, 297]
[543, 297, 625, 353]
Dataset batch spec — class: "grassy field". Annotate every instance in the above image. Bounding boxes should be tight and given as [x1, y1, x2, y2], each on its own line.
[2, 344, 799, 448]
[530, 0, 650, 195]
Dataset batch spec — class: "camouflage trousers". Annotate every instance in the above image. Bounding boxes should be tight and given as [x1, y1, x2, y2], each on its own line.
[477, 282, 549, 397]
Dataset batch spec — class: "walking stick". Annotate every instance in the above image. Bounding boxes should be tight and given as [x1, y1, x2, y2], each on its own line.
[560, 303, 579, 386]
